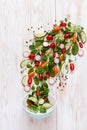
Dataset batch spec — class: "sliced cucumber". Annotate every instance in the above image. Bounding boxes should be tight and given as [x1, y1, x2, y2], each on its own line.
[61, 63, 67, 75]
[21, 75, 27, 86]
[80, 31, 86, 43]
[42, 103, 52, 109]
[34, 32, 46, 38]
[28, 97, 38, 105]
[20, 59, 30, 68]
[27, 105, 38, 113]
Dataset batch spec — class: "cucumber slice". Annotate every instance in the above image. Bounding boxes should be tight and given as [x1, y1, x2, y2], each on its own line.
[80, 31, 86, 43]
[34, 32, 46, 38]
[20, 59, 30, 68]
[27, 105, 38, 113]
[28, 97, 38, 105]
[42, 103, 52, 109]
[61, 63, 67, 75]
[21, 75, 27, 86]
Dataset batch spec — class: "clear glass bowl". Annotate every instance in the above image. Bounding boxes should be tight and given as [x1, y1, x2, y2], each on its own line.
[23, 94, 57, 119]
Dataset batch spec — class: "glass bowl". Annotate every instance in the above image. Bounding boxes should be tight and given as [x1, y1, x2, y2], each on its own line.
[23, 94, 57, 119]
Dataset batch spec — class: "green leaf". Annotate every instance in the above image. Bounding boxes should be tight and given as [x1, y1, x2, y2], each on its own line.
[27, 64, 32, 68]
[31, 49, 37, 54]
[50, 70, 55, 77]
[71, 44, 79, 56]
[35, 67, 45, 74]
[31, 85, 35, 90]
[28, 68, 34, 73]
[42, 55, 47, 61]
[42, 81, 48, 88]
[34, 76, 39, 85]
[35, 40, 43, 46]
[40, 107, 46, 113]
[29, 45, 35, 50]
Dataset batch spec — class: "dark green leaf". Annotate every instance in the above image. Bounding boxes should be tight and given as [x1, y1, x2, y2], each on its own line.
[34, 76, 39, 85]
[42, 55, 47, 61]
[71, 44, 79, 55]
[29, 45, 35, 50]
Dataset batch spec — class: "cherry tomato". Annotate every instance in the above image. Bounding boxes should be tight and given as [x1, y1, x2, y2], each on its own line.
[59, 54, 63, 62]
[53, 26, 61, 32]
[35, 61, 40, 66]
[61, 48, 66, 54]
[38, 74, 43, 80]
[39, 62, 47, 68]
[43, 97, 48, 102]
[64, 33, 70, 39]
[72, 35, 77, 43]
[60, 22, 67, 27]
[40, 52, 45, 56]
[46, 72, 50, 78]
[70, 63, 75, 71]
[27, 77, 32, 85]
[53, 66, 59, 74]
[46, 35, 53, 41]
[52, 52, 56, 57]
[50, 42, 55, 48]
[36, 90, 40, 96]
[79, 42, 83, 48]
[27, 101, 33, 106]
[28, 53, 35, 59]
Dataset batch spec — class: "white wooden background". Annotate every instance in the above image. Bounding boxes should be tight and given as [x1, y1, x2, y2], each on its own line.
[0, 0, 87, 130]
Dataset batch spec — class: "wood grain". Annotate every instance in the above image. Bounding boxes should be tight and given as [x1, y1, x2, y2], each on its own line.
[0, 0, 87, 130]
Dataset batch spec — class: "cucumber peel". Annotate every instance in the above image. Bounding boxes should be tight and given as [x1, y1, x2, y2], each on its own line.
[20, 59, 30, 68]
[42, 103, 52, 109]
[80, 31, 87, 43]
[21, 75, 27, 86]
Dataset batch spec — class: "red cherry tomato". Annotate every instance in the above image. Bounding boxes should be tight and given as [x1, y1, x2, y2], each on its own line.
[36, 90, 40, 96]
[61, 48, 66, 54]
[27, 77, 32, 85]
[52, 52, 56, 57]
[70, 63, 75, 71]
[79, 42, 83, 48]
[46, 35, 53, 41]
[60, 22, 67, 27]
[43, 97, 48, 102]
[35, 61, 40, 66]
[27, 101, 33, 106]
[40, 52, 45, 56]
[28, 54, 35, 59]
[46, 72, 50, 78]
[50, 42, 55, 48]
[64, 33, 70, 39]
[38, 74, 43, 80]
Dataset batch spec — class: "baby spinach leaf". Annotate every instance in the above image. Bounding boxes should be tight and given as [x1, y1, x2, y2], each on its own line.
[71, 44, 79, 55]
